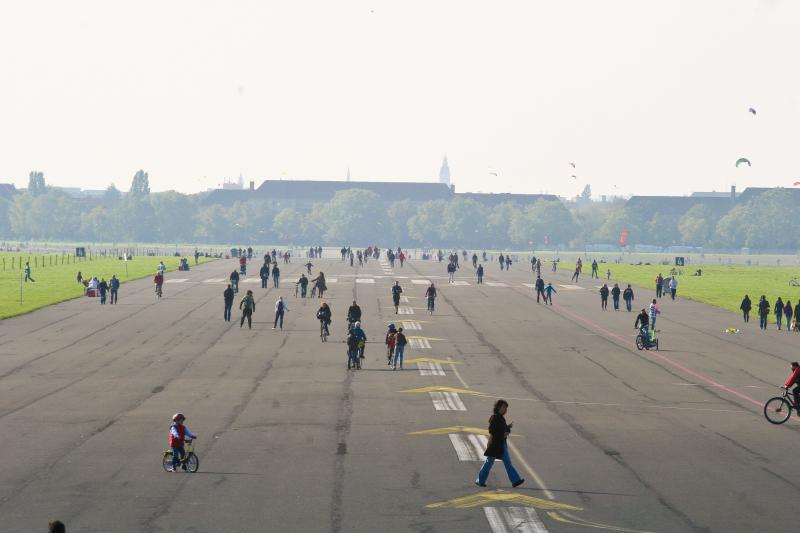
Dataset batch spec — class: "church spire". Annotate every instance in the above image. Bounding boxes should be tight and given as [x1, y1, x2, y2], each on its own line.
[439, 155, 450, 185]
[346, 167, 351, 182]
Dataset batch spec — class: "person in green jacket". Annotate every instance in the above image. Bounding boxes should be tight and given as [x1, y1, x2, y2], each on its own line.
[239, 290, 256, 329]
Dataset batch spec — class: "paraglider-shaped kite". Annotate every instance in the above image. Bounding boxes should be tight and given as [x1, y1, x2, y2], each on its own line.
[619, 230, 630, 247]
[735, 158, 751, 168]
[748, 107, 756, 116]
[569, 162, 576, 168]
[793, 181, 800, 186]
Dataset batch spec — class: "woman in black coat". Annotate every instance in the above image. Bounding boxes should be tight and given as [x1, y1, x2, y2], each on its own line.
[475, 399, 524, 488]
[740, 295, 751, 323]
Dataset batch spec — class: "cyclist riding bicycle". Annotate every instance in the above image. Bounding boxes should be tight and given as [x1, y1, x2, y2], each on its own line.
[229, 270, 240, 293]
[347, 300, 362, 330]
[425, 283, 437, 313]
[634, 308, 652, 340]
[304, 261, 313, 274]
[316, 302, 332, 337]
[168, 413, 197, 472]
[784, 361, 800, 409]
[352, 321, 367, 360]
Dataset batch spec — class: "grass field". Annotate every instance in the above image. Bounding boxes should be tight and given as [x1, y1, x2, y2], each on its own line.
[0, 253, 216, 320]
[551, 261, 800, 322]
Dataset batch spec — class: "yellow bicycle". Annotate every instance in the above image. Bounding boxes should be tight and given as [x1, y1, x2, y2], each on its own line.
[162, 438, 199, 472]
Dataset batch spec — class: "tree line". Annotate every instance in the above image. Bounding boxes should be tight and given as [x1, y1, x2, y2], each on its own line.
[1, 171, 798, 250]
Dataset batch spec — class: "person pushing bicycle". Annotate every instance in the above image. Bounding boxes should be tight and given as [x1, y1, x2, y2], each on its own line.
[168, 413, 197, 472]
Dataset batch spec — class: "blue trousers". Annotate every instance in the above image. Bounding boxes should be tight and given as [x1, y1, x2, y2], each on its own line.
[476, 446, 521, 486]
[273, 275, 279, 288]
[625, 298, 632, 311]
[393, 344, 405, 369]
[261, 277, 268, 288]
[274, 310, 284, 329]
[171, 446, 185, 469]
[224, 302, 232, 321]
[760, 314, 768, 329]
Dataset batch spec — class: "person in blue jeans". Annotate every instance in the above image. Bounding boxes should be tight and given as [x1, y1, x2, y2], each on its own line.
[393, 327, 407, 370]
[272, 265, 280, 288]
[476, 399, 524, 488]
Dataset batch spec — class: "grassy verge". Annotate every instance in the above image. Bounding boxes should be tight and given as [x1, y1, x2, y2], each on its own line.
[0, 253, 217, 319]
[552, 261, 800, 322]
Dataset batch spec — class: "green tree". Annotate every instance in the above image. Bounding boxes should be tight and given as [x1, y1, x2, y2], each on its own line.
[386, 200, 417, 245]
[713, 204, 750, 248]
[508, 200, 577, 247]
[80, 206, 114, 241]
[438, 198, 486, 246]
[678, 204, 715, 246]
[312, 189, 384, 244]
[408, 200, 447, 245]
[28, 171, 46, 196]
[272, 208, 304, 242]
[596, 207, 641, 245]
[129, 170, 150, 197]
[484, 202, 518, 249]
[103, 183, 122, 208]
[150, 191, 197, 243]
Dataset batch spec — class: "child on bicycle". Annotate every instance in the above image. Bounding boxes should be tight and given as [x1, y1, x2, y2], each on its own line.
[169, 413, 197, 472]
[385, 324, 398, 366]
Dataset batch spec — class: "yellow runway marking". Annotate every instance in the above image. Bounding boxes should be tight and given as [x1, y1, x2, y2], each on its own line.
[548, 512, 653, 532]
[426, 490, 582, 511]
[401, 385, 481, 395]
[408, 426, 488, 436]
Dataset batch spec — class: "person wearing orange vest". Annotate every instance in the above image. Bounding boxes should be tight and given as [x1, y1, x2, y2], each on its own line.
[168, 413, 197, 472]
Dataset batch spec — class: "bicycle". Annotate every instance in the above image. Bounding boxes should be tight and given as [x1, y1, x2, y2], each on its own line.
[231, 279, 239, 294]
[427, 296, 435, 315]
[790, 278, 800, 287]
[764, 388, 798, 424]
[635, 326, 659, 351]
[320, 320, 330, 342]
[162, 437, 199, 472]
[155, 284, 163, 299]
[347, 346, 361, 370]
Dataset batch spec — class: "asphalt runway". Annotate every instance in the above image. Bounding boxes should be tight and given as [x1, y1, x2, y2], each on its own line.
[1, 254, 799, 532]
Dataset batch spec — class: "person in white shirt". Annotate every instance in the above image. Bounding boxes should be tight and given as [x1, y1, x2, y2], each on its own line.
[273, 297, 289, 330]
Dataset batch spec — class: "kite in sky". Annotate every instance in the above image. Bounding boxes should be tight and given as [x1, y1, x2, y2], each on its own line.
[735, 158, 751, 168]
[569, 162, 576, 168]
[793, 181, 800, 186]
[748, 107, 756, 116]
[570, 175, 577, 179]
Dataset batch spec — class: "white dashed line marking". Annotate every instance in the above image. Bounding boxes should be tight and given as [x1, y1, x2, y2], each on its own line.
[402, 321, 421, 330]
[448, 433, 487, 461]
[356, 278, 375, 284]
[398, 306, 414, 315]
[484, 507, 548, 533]
[418, 361, 445, 376]
[430, 391, 466, 411]
[485, 282, 507, 287]
[166, 278, 188, 283]
[412, 279, 431, 285]
[409, 338, 432, 349]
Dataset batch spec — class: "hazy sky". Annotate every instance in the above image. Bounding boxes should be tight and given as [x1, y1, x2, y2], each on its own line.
[1, 1, 797, 198]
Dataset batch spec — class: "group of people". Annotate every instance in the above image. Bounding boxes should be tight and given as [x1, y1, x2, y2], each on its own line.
[599, 283, 636, 311]
[740, 295, 800, 331]
[78, 271, 121, 304]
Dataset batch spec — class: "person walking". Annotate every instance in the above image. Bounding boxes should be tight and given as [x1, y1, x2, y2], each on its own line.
[109, 275, 120, 304]
[77, 271, 83, 285]
[775, 297, 785, 330]
[655, 274, 663, 299]
[599, 284, 609, 310]
[544, 282, 557, 305]
[758, 295, 770, 330]
[271, 264, 280, 288]
[649, 299, 660, 330]
[476, 264, 484, 284]
[385, 324, 397, 366]
[498, 254, 505, 271]
[393, 327, 407, 370]
[223, 284, 234, 321]
[98, 278, 108, 304]
[296, 274, 309, 297]
[591, 259, 598, 279]
[668, 276, 678, 300]
[622, 284, 634, 312]
[611, 283, 621, 311]
[447, 261, 456, 283]
[311, 272, 327, 298]
[273, 296, 288, 330]
[785, 300, 793, 333]
[391, 281, 403, 314]
[229, 269, 240, 293]
[740, 295, 752, 323]
[24, 261, 35, 282]
[571, 265, 580, 282]
[535, 276, 546, 303]
[260, 262, 270, 289]
[239, 289, 256, 329]
[475, 399, 524, 488]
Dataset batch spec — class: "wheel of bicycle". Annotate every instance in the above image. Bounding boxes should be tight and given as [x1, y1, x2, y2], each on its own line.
[635, 335, 645, 350]
[185, 452, 200, 472]
[161, 451, 174, 471]
[764, 397, 792, 424]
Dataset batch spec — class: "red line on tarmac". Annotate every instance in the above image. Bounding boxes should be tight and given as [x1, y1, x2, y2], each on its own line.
[552, 304, 763, 409]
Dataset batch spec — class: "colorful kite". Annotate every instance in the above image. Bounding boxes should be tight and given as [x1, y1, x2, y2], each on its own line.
[735, 158, 751, 168]
[619, 230, 630, 246]
[748, 107, 756, 116]
[569, 162, 576, 168]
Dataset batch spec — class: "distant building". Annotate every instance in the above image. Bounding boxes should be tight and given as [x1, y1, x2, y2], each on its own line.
[458, 192, 559, 207]
[0, 183, 16, 201]
[221, 174, 245, 190]
[439, 156, 451, 186]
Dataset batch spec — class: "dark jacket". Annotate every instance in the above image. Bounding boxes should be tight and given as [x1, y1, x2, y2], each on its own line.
[230, 271, 239, 282]
[611, 286, 621, 298]
[535, 278, 545, 290]
[758, 298, 770, 315]
[316, 307, 332, 323]
[775, 299, 784, 317]
[260, 265, 269, 278]
[484, 413, 511, 459]
[599, 286, 609, 298]
[396, 332, 407, 346]
[224, 287, 234, 303]
[623, 287, 634, 301]
[740, 297, 751, 311]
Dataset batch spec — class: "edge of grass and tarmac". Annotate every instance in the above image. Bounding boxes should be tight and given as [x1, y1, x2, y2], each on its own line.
[0, 253, 218, 320]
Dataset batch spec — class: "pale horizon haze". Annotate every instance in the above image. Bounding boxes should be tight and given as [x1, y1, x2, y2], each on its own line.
[1, 0, 797, 198]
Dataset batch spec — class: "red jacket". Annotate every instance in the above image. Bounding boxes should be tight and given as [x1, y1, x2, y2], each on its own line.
[785, 367, 800, 388]
[169, 423, 186, 448]
[154, 273, 163, 285]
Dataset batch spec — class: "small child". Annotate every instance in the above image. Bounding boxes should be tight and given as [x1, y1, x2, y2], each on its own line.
[385, 324, 398, 366]
[606, 269, 611, 280]
[169, 413, 197, 472]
